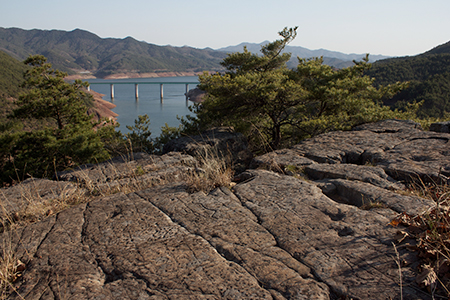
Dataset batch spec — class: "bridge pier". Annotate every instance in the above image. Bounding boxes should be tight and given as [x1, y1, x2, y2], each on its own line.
[185, 84, 189, 105]
[135, 84, 139, 99]
[110, 84, 115, 99]
[160, 84, 164, 102]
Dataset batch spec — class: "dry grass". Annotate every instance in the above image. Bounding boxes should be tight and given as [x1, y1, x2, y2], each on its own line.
[390, 177, 450, 298]
[182, 146, 234, 194]
[0, 180, 86, 231]
[0, 226, 26, 300]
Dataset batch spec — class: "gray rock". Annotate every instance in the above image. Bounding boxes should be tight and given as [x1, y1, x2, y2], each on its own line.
[250, 149, 316, 172]
[322, 178, 434, 215]
[8, 193, 273, 299]
[3, 120, 443, 300]
[429, 121, 450, 133]
[233, 169, 426, 299]
[283, 119, 450, 183]
[304, 163, 404, 190]
[137, 185, 329, 299]
[185, 87, 206, 103]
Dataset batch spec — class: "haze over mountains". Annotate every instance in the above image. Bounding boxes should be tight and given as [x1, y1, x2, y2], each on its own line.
[0, 27, 390, 78]
[217, 42, 391, 69]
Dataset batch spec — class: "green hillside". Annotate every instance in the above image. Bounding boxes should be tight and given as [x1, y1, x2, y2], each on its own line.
[0, 27, 227, 78]
[0, 50, 29, 125]
[0, 50, 28, 98]
[366, 41, 450, 118]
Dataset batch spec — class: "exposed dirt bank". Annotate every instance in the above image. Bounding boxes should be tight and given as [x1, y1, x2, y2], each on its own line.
[86, 90, 118, 123]
[65, 71, 210, 81]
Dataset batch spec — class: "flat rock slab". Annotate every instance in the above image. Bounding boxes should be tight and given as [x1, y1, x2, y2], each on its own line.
[304, 163, 404, 190]
[137, 185, 329, 299]
[233, 169, 427, 299]
[57, 152, 197, 195]
[5, 169, 431, 299]
[8, 192, 273, 299]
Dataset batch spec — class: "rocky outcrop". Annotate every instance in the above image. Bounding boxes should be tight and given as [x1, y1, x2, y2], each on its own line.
[2, 120, 449, 299]
[430, 121, 450, 133]
[185, 87, 206, 103]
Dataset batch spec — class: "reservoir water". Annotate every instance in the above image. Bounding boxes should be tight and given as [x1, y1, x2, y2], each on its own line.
[86, 76, 199, 136]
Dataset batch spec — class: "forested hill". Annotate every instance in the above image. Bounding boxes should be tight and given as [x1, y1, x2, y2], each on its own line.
[0, 50, 28, 98]
[0, 27, 227, 78]
[366, 40, 450, 118]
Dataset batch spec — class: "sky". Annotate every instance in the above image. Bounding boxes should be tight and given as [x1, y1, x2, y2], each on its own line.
[1, 0, 449, 57]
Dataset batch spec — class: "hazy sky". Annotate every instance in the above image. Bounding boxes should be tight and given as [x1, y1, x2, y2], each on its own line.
[1, 0, 449, 57]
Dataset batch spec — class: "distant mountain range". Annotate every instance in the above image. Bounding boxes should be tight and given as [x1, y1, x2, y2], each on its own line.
[0, 27, 390, 78]
[0, 27, 227, 78]
[217, 42, 390, 69]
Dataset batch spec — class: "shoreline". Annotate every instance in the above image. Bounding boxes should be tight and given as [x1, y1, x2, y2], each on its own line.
[65, 71, 211, 81]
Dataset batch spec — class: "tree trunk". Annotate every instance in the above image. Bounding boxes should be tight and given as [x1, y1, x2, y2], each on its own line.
[272, 124, 281, 149]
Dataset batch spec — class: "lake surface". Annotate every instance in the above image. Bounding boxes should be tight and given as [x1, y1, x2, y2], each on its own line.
[87, 76, 199, 136]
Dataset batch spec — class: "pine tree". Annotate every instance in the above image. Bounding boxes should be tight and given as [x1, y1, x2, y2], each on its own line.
[3, 55, 110, 182]
[195, 27, 408, 150]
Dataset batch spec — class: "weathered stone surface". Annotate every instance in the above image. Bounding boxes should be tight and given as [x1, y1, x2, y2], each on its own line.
[137, 185, 329, 299]
[304, 163, 404, 190]
[185, 87, 206, 103]
[3, 120, 446, 300]
[319, 178, 434, 215]
[249, 149, 316, 172]
[279, 119, 450, 182]
[233, 169, 425, 299]
[8, 193, 273, 299]
[428, 121, 450, 133]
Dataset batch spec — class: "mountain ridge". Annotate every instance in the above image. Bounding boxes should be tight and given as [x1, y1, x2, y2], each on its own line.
[0, 27, 393, 78]
[217, 41, 391, 69]
[0, 27, 227, 78]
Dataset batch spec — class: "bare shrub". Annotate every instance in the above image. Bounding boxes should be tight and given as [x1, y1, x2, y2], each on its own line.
[390, 177, 450, 298]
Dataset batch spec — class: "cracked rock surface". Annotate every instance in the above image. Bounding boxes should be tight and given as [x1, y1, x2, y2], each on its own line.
[2, 120, 449, 299]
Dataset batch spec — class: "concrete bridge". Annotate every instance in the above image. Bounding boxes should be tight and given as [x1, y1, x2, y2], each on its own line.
[88, 81, 199, 101]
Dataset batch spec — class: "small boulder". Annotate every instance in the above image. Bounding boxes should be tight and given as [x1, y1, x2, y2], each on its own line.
[429, 121, 450, 133]
[185, 87, 206, 103]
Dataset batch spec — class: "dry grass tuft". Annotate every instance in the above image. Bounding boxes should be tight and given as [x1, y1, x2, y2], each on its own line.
[183, 146, 234, 194]
[0, 216, 27, 300]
